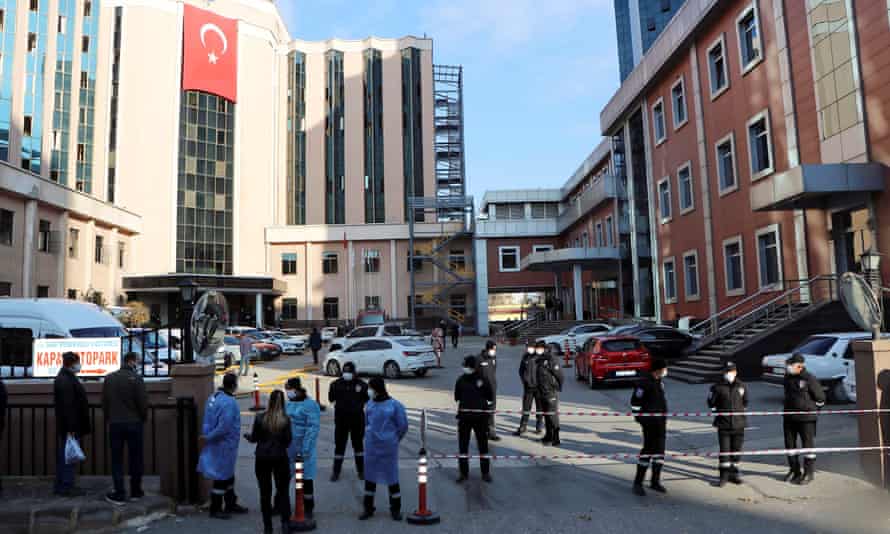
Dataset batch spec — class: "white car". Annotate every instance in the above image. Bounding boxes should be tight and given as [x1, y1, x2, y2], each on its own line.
[537, 323, 611, 354]
[264, 330, 307, 354]
[760, 332, 883, 402]
[323, 337, 436, 379]
[844, 362, 857, 403]
[214, 335, 243, 367]
[321, 327, 338, 343]
[329, 323, 420, 352]
[126, 328, 181, 363]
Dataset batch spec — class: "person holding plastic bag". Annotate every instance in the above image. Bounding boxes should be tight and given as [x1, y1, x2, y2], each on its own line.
[284, 378, 320, 518]
[198, 373, 247, 519]
[53, 352, 91, 496]
[360, 377, 409, 521]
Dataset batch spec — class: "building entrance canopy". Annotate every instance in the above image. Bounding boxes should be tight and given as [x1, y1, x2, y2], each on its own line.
[122, 273, 286, 295]
[521, 246, 621, 278]
[751, 163, 886, 212]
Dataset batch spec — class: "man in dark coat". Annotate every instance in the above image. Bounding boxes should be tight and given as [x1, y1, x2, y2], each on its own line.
[103, 352, 149, 504]
[707, 361, 748, 486]
[54, 351, 91, 496]
[783, 353, 826, 484]
[478, 340, 499, 440]
[328, 361, 368, 481]
[630, 358, 668, 496]
[454, 355, 494, 482]
[513, 342, 543, 436]
[535, 341, 563, 446]
[309, 328, 323, 365]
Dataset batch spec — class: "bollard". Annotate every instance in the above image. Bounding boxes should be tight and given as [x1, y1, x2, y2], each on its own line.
[406, 449, 440, 525]
[289, 457, 317, 531]
[249, 372, 265, 411]
[314, 376, 327, 411]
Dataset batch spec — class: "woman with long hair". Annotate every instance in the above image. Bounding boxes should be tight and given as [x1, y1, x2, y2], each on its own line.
[245, 389, 292, 533]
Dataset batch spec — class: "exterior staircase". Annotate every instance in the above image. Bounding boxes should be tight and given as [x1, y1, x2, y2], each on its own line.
[519, 320, 587, 340]
[670, 276, 848, 384]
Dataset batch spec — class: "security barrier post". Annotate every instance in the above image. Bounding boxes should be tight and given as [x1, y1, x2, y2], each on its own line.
[249, 372, 264, 411]
[289, 457, 317, 531]
[407, 449, 440, 525]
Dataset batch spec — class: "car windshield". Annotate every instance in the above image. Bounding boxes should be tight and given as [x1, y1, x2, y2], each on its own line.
[559, 327, 575, 335]
[603, 339, 641, 352]
[608, 325, 638, 336]
[70, 326, 128, 338]
[224, 336, 238, 344]
[793, 336, 837, 356]
[396, 339, 427, 347]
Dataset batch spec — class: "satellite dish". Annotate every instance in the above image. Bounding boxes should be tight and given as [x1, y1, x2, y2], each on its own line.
[839, 272, 882, 339]
[191, 291, 229, 360]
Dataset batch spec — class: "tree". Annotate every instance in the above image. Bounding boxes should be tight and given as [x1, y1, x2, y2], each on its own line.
[122, 301, 151, 327]
[83, 289, 106, 308]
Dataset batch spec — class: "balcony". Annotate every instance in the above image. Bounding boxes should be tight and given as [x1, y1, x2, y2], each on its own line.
[476, 217, 559, 238]
[751, 163, 886, 212]
[521, 246, 621, 278]
[557, 174, 619, 232]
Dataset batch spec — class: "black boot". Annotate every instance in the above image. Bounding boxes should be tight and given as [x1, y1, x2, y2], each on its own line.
[513, 423, 527, 436]
[534, 417, 543, 434]
[331, 458, 343, 482]
[359, 495, 375, 520]
[784, 456, 802, 483]
[800, 458, 815, 485]
[304, 494, 315, 519]
[650, 462, 667, 493]
[390, 495, 402, 521]
[209, 492, 230, 520]
[262, 518, 273, 534]
[356, 455, 365, 480]
[632, 464, 648, 496]
[551, 428, 561, 446]
[729, 465, 742, 485]
[223, 488, 248, 515]
[716, 468, 729, 487]
[541, 421, 553, 445]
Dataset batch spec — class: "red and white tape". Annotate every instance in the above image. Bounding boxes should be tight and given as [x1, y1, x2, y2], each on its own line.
[422, 407, 890, 417]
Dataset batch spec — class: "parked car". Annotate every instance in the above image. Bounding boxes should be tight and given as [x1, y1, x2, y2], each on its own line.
[575, 336, 652, 388]
[323, 337, 436, 379]
[126, 328, 181, 363]
[263, 330, 307, 354]
[225, 326, 259, 338]
[844, 362, 857, 403]
[537, 323, 612, 354]
[251, 339, 282, 361]
[321, 327, 338, 343]
[760, 332, 882, 402]
[616, 325, 694, 359]
[214, 335, 243, 367]
[357, 308, 386, 326]
[329, 323, 421, 352]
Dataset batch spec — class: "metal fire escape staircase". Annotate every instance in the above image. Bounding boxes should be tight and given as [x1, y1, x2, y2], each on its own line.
[671, 276, 842, 383]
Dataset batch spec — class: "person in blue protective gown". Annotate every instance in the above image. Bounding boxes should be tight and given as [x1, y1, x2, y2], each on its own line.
[198, 373, 248, 519]
[359, 377, 409, 522]
[284, 377, 321, 518]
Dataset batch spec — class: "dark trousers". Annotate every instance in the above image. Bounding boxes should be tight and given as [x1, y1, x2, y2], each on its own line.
[109, 422, 144, 496]
[538, 393, 560, 435]
[363, 480, 401, 512]
[784, 420, 816, 472]
[717, 430, 744, 470]
[333, 415, 365, 475]
[210, 477, 237, 513]
[518, 388, 543, 431]
[451, 334, 459, 348]
[54, 434, 77, 494]
[639, 419, 667, 465]
[488, 398, 498, 437]
[458, 418, 490, 475]
[255, 457, 291, 526]
[311, 348, 319, 365]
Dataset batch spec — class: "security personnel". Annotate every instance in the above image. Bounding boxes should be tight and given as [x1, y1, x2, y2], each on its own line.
[707, 361, 748, 486]
[454, 355, 494, 482]
[513, 343, 543, 436]
[478, 340, 500, 441]
[328, 362, 368, 481]
[630, 358, 668, 497]
[534, 341, 563, 446]
[783, 353, 825, 485]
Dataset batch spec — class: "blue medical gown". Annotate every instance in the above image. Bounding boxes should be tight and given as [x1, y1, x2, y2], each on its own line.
[286, 398, 321, 480]
[363, 398, 409, 486]
[197, 391, 241, 481]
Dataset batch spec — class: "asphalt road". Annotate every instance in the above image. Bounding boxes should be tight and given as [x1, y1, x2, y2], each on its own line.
[128, 340, 890, 534]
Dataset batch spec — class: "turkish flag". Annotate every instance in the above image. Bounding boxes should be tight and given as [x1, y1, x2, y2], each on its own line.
[182, 4, 238, 102]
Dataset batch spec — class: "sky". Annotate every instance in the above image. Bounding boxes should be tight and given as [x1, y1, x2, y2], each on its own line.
[275, 0, 621, 203]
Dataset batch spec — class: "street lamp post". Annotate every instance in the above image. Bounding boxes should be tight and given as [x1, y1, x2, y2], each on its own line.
[178, 278, 199, 364]
[861, 248, 884, 334]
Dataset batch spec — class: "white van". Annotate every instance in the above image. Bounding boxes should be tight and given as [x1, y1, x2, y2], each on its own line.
[0, 299, 168, 378]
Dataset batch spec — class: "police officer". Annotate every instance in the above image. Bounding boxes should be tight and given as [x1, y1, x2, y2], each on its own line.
[513, 342, 543, 436]
[328, 362, 368, 481]
[707, 361, 748, 486]
[478, 340, 500, 441]
[783, 353, 825, 485]
[534, 341, 563, 446]
[454, 355, 494, 483]
[631, 358, 668, 496]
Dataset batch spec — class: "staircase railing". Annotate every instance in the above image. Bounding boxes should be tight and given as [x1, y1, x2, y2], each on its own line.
[691, 275, 839, 347]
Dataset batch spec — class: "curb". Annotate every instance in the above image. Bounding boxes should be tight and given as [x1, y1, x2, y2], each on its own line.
[27, 496, 175, 534]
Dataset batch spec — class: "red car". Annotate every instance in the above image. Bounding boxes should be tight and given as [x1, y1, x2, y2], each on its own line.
[575, 336, 651, 388]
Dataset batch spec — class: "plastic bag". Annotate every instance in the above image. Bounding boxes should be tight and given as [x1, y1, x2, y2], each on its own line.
[65, 435, 86, 465]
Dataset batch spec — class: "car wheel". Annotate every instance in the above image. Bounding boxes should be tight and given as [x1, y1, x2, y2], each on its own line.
[326, 360, 341, 377]
[575, 361, 582, 380]
[588, 368, 597, 390]
[414, 369, 429, 378]
[829, 379, 850, 404]
[384, 361, 401, 379]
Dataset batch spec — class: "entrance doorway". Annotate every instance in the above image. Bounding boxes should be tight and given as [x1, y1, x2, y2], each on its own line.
[831, 207, 872, 275]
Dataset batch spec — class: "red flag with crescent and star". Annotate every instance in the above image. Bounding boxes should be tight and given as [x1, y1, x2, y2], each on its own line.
[182, 4, 238, 102]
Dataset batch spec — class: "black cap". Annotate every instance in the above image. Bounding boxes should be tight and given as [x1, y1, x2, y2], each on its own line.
[342, 361, 356, 373]
[723, 361, 738, 372]
[368, 376, 387, 397]
[485, 340, 497, 350]
[535, 340, 548, 349]
[787, 353, 805, 365]
[222, 372, 238, 390]
[463, 355, 477, 369]
[285, 377, 302, 390]
[651, 358, 668, 372]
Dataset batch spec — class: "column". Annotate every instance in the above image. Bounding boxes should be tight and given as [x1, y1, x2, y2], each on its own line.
[109, 227, 119, 303]
[255, 293, 262, 329]
[347, 241, 356, 321]
[553, 272, 561, 320]
[474, 239, 489, 336]
[84, 219, 96, 291]
[22, 200, 38, 297]
[572, 265, 583, 321]
[305, 242, 313, 321]
[57, 211, 69, 297]
[389, 240, 398, 318]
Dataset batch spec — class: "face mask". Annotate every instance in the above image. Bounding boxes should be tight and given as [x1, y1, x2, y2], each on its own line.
[658, 370, 668, 379]
[488, 349, 496, 357]
[724, 372, 736, 383]
[535, 349, 545, 355]
[786, 365, 798, 375]
[286, 390, 298, 401]
[368, 388, 376, 400]
[72, 363, 82, 373]
[342, 372, 354, 381]
[526, 347, 535, 354]
[463, 367, 474, 375]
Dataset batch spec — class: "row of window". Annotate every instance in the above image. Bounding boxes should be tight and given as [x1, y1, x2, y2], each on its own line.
[497, 244, 553, 272]
[662, 224, 782, 304]
[281, 248, 467, 275]
[656, 110, 773, 223]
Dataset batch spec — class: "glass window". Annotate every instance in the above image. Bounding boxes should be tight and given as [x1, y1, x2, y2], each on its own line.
[36, 285, 48, 297]
[323, 297, 339, 320]
[757, 227, 781, 288]
[671, 78, 687, 127]
[603, 339, 641, 352]
[449, 249, 466, 271]
[281, 298, 298, 320]
[663, 259, 677, 303]
[793, 336, 837, 356]
[364, 295, 380, 310]
[684, 252, 699, 298]
[716, 135, 736, 192]
[724, 238, 744, 293]
[652, 100, 666, 143]
[364, 48, 385, 224]
[118, 242, 125, 269]
[402, 47, 424, 222]
[748, 114, 772, 176]
[605, 216, 614, 247]
[363, 249, 380, 273]
[533, 244, 554, 253]
[67, 288, 77, 299]
[708, 38, 728, 96]
[322, 252, 338, 274]
[499, 246, 520, 272]
[738, 7, 761, 69]
[408, 250, 423, 272]
[348, 326, 377, 338]
[68, 228, 79, 258]
[658, 178, 672, 221]
[678, 165, 693, 212]
[94, 235, 104, 264]
[281, 252, 297, 275]
[38, 219, 50, 252]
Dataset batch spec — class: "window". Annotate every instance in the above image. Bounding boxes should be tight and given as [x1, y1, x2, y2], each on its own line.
[661, 0, 671, 11]
[652, 98, 666, 144]
[498, 246, 520, 272]
[0, 209, 12, 246]
[450, 294, 467, 318]
[38, 220, 50, 252]
[605, 216, 614, 247]
[756, 225, 782, 290]
[531, 203, 556, 219]
[57, 15, 65, 34]
[83, 0, 91, 16]
[94, 235, 104, 264]
[81, 36, 90, 53]
[407, 295, 424, 318]
[118, 242, 125, 269]
[683, 251, 700, 300]
[322, 252, 338, 274]
[737, 5, 762, 73]
[449, 249, 466, 271]
[532, 244, 554, 254]
[708, 36, 729, 98]
[281, 252, 297, 275]
[747, 111, 773, 179]
[67, 289, 77, 299]
[363, 249, 380, 273]
[281, 298, 298, 320]
[723, 236, 745, 295]
[677, 163, 694, 213]
[68, 228, 79, 258]
[583, 230, 591, 248]
[657, 177, 672, 222]
[671, 77, 687, 128]
[80, 71, 88, 89]
[647, 17, 656, 32]
[364, 296, 380, 310]
[715, 133, 737, 194]
[23, 115, 32, 136]
[323, 297, 339, 320]
[408, 250, 423, 272]
[495, 203, 525, 220]
[36, 285, 49, 298]
[663, 258, 677, 304]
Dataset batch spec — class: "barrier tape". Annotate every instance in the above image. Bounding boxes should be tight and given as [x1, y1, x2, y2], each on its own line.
[423, 407, 890, 417]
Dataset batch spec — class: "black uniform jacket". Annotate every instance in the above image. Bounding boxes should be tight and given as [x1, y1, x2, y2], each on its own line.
[519, 353, 538, 390]
[328, 377, 369, 420]
[535, 354, 563, 396]
[478, 351, 498, 392]
[708, 378, 748, 431]
[631, 375, 667, 424]
[454, 373, 495, 422]
[783, 370, 825, 423]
